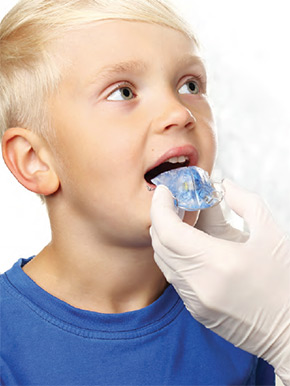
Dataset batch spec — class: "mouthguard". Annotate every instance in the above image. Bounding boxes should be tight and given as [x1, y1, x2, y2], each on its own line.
[151, 166, 224, 211]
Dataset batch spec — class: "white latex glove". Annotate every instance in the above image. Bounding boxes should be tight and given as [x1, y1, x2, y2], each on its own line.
[150, 179, 290, 385]
[194, 191, 249, 242]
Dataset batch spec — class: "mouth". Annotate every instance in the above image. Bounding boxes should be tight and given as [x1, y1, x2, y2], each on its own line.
[144, 145, 199, 187]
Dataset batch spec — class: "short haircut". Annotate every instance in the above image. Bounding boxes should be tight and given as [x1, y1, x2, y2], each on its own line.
[0, 0, 197, 141]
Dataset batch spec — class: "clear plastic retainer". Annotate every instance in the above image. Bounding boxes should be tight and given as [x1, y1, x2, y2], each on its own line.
[151, 166, 224, 211]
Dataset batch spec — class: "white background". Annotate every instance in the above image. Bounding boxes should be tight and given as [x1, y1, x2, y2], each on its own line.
[0, 1, 288, 383]
[1, 0, 289, 266]
[1, 0, 289, 265]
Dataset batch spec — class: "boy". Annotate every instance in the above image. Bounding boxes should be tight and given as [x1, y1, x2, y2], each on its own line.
[0, 0, 274, 384]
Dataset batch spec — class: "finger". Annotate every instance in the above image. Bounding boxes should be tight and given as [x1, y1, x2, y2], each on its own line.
[195, 202, 226, 231]
[151, 185, 212, 255]
[149, 230, 176, 281]
[222, 179, 274, 236]
[150, 225, 198, 274]
[150, 184, 183, 228]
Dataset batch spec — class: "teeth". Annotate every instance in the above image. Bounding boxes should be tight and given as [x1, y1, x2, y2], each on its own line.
[167, 156, 189, 164]
[168, 157, 178, 163]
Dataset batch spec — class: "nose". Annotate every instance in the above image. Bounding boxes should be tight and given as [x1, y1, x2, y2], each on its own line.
[151, 96, 196, 133]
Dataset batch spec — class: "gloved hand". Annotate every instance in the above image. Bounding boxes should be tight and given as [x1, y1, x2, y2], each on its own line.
[150, 179, 290, 385]
[194, 190, 249, 242]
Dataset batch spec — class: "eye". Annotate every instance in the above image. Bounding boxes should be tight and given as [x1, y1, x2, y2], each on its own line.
[178, 80, 200, 95]
[107, 86, 134, 101]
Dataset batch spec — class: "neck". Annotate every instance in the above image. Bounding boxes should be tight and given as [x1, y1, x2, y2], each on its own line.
[23, 231, 167, 314]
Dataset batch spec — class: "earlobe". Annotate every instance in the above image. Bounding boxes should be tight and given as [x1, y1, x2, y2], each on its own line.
[2, 127, 60, 196]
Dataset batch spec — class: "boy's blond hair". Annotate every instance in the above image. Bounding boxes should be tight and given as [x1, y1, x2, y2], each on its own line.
[0, 0, 197, 141]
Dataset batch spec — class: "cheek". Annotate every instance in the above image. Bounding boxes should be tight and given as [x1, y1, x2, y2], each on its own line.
[197, 128, 217, 172]
[207, 130, 218, 161]
[195, 101, 217, 163]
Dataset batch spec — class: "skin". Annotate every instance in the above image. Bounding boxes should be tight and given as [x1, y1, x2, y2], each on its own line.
[3, 21, 217, 313]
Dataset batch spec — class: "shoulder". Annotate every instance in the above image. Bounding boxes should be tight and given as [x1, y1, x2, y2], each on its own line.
[0, 271, 14, 302]
[0, 270, 22, 319]
[0, 259, 34, 322]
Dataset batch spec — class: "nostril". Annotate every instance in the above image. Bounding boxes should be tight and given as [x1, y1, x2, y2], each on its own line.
[164, 123, 176, 131]
[164, 120, 194, 131]
[185, 121, 194, 130]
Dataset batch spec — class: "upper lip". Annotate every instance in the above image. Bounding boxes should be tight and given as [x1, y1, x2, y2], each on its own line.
[145, 144, 199, 175]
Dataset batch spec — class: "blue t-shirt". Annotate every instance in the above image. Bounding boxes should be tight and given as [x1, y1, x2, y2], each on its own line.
[1, 258, 275, 385]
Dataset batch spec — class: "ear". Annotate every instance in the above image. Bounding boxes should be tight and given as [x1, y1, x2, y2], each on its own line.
[2, 127, 60, 196]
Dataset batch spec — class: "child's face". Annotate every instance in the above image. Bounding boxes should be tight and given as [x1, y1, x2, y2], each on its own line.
[49, 20, 216, 247]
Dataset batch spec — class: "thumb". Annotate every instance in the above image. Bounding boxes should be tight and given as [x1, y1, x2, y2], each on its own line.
[150, 185, 212, 255]
[150, 185, 183, 249]
[150, 185, 182, 224]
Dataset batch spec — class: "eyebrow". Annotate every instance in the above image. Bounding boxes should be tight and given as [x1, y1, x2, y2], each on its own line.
[175, 54, 206, 70]
[85, 55, 205, 88]
[86, 60, 148, 87]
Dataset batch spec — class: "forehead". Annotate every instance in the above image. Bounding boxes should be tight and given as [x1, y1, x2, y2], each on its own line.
[54, 21, 203, 86]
